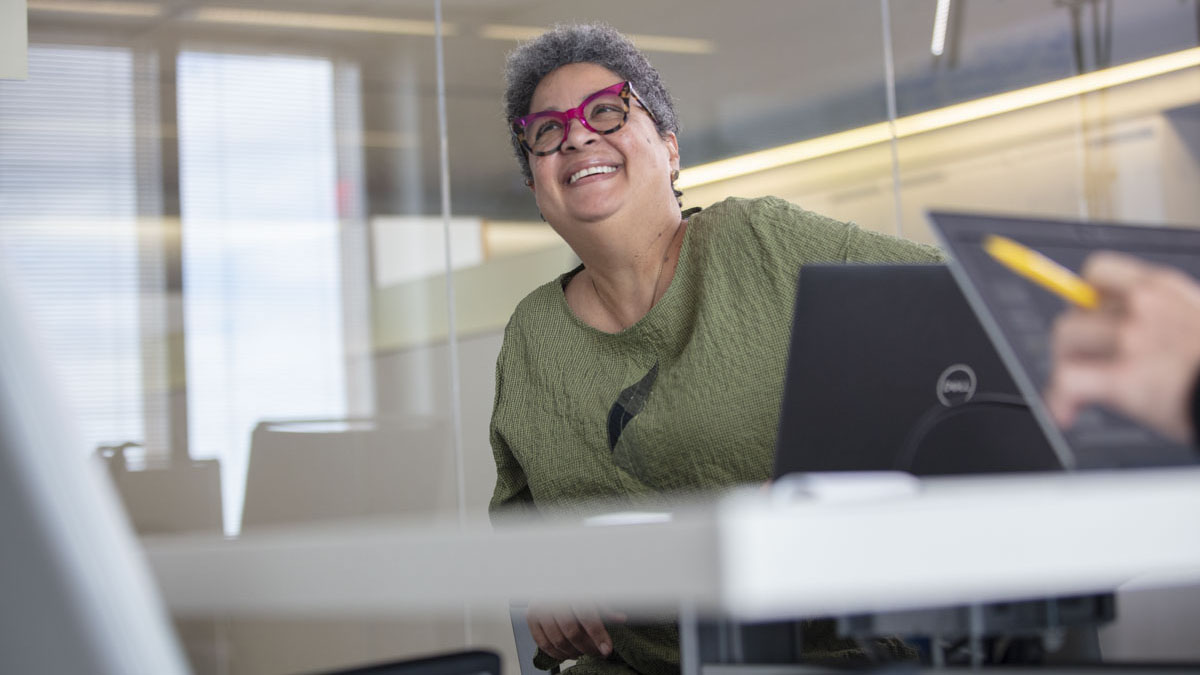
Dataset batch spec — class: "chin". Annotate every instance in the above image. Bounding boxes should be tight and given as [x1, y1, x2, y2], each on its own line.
[556, 198, 623, 224]
[564, 209, 619, 225]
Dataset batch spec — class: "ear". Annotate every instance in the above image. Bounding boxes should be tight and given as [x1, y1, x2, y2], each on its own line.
[663, 131, 680, 173]
[525, 178, 536, 194]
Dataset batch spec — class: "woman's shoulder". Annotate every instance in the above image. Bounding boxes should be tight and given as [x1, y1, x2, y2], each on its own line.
[508, 272, 570, 326]
[688, 195, 855, 253]
[694, 195, 844, 230]
[696, 194, 800, 216]
[689, 195, 943, 264]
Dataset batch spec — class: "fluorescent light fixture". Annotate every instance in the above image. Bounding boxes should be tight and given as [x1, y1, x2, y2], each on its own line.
[677, 123, 893, 189]
[478, 24, 544, 42]
[627, 34, 714, 55]
[27, 0, 161, 17]
[931, 0, 951, 57]
[188, 8, 452, 36]
[480, 24, 714, 55]
[677, 45, 1200, 189]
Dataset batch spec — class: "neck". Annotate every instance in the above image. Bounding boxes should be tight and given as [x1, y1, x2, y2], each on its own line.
[581, 213, 686, 331]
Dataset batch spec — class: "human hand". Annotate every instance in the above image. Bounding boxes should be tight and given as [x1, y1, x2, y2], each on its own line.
[526, 602, 627, 661]
[1045, 252, 1200, 443]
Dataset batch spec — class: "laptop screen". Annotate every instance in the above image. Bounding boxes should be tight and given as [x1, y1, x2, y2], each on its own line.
[929, 211, 1200, 470]
[773, 264, 1059, 479]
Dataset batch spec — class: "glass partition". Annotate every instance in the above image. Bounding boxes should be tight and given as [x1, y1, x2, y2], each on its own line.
[887, 0, 1200, 241]
[5, 1, 1200, 673]
[10, 4, 471, 674]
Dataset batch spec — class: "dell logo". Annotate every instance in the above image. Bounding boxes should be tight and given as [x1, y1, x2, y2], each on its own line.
[936, 364, 977, 407]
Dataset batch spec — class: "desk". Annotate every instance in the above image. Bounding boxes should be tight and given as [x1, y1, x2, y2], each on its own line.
[144, 467, 1200, 621]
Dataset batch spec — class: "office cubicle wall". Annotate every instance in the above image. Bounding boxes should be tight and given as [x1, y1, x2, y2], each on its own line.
[3, 1, 1200, 673]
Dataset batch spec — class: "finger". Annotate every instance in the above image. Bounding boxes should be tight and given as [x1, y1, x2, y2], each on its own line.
[1044, 361, 1120, 427]
[555, 610, 601, 657]
[1044, 376, 1082, 429]
[1082, 251, 1153, 296]
[595, 602, 628, 623]
[1051, 310, 1119, 359]
[603, 609, 629, 623]
[530, 618, 570, 662]
[572, 604, 613, 657]
[531, 614, 573, 661]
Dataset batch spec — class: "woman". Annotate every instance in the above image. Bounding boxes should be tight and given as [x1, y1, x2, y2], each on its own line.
[489, 23, 942, 675]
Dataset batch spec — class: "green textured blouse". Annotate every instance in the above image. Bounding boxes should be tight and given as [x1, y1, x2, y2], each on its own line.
[489, 196, 943, 675]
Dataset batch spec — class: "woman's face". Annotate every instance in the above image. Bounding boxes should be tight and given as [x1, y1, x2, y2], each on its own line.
[525, 63, 679, 229]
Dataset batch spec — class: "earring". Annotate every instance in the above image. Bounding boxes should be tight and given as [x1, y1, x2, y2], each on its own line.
[670, 169, 679, 182]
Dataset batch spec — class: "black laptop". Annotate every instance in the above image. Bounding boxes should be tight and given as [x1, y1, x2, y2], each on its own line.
[773, 264, 1060, 478]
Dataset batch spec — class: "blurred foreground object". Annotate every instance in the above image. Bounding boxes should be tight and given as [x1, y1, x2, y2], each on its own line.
[1047, 251, 1200, 445]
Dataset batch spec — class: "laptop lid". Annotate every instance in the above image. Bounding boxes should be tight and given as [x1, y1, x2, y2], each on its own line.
[928, 210, 1200, 470]
[773, 264, 1060, 479]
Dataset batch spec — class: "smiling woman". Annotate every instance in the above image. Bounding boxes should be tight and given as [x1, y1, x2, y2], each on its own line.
[488, 23, 943, 675]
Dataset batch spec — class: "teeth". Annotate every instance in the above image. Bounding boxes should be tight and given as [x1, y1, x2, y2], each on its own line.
[568, 165, 617, 184]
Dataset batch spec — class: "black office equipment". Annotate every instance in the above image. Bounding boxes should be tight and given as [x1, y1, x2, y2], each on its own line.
[929, 210, 1199, 470]
[765, 263, 1110, 666]
[773, 264, 1059, 479]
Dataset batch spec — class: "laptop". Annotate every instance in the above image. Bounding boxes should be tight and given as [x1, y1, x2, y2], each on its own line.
[768, 264, 1115, 659]
[929, 211, 1200, 470]
[773, 264, 1060, 479]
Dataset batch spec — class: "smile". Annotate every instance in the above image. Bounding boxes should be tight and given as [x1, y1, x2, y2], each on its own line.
[567, 165, 619, 184]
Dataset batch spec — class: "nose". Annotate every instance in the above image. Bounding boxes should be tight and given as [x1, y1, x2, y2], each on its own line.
[561, 111, 598, 152]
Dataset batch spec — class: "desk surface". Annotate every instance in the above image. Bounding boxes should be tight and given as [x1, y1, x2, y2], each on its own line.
[144, 467, 1200, 620]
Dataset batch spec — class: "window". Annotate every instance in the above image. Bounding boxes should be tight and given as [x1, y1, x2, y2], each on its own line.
[177, 50, 347, 534]
[0, 45, 145, 458]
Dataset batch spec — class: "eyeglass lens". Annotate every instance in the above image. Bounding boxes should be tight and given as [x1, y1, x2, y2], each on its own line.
[525, 92, 627, 154]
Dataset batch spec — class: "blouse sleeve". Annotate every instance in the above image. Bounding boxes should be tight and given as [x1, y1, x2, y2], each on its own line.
[739, 195, 944, 268]
[840, 219, 946, 263]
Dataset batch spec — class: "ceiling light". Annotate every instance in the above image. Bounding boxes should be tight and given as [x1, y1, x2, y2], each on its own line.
[27, 0, 161, 17]
[188, 8, 452, 37]
[478, 25, 543, 42]
[676, 123, 892, 190]
[677, 45, 1200, 189]
[479, 24, 713, 55]
[931, 0, 951, 57]
[626, 34, 713, 55]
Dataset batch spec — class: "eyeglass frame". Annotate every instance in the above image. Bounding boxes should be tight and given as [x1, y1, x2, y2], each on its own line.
[511, 81, 660, 157]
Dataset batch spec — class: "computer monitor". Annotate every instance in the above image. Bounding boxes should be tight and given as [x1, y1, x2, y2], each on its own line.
[0, 273, 187, 674]
[774, 264, 1060, 478]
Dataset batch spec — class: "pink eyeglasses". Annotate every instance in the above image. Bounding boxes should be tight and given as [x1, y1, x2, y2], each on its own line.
[511, 81, 658, 156]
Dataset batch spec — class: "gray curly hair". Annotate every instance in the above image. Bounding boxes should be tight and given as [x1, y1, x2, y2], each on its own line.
[503, 23, 680, 183]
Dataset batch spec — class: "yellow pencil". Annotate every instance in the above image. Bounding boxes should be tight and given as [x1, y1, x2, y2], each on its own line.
[982, 235, 1099, 309]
